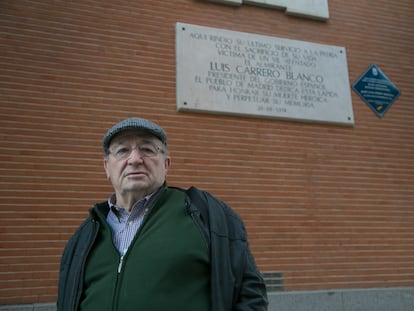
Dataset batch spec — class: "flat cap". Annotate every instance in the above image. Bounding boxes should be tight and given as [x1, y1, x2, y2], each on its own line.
[102, 117, 167, 153]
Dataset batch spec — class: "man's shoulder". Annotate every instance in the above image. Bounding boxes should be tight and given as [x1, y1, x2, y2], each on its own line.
[170, 186, 240, 215]
[66, 202, 105, 245]
[170, 186, 245, 235]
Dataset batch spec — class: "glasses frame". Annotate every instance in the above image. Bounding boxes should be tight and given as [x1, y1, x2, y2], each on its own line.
[108, 143, 165, 160]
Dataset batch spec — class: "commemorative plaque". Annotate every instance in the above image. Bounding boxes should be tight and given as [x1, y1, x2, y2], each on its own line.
[352, 64, 400, 118]
[176, 22, 354, 126]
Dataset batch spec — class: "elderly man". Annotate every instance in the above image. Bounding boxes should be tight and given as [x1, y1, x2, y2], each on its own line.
[57, 117, 268, 311]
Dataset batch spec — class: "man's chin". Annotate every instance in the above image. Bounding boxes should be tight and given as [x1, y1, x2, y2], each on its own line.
[123, 179, 148, 190]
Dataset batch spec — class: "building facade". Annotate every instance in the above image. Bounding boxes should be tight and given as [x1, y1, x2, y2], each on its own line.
[1, 0, 413, 310]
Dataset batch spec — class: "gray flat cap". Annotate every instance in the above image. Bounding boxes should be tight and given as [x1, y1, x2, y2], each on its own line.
[102, 117, 167, 153]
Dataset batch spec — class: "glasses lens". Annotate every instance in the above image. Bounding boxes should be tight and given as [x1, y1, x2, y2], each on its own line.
[138, 144, 158, 157]
[112, 146, 131, 159]
[111, 144, 161, 159]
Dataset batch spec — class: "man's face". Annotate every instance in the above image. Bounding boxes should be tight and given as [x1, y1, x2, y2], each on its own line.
[104, 130, 171, 201]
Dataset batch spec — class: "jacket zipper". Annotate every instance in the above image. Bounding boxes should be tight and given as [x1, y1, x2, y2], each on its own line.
[116, 207, 149, 275]
[117, 253, 125, 273]
[112, 207, 150, 311]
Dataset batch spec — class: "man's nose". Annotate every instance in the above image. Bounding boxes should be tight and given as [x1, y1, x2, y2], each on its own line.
[127, 147, 144, 162]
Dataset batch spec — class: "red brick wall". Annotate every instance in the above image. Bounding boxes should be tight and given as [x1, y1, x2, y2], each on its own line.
[1, 0, 413, 305]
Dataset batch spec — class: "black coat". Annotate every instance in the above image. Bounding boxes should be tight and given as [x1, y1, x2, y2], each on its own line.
[57, 186, 268, 311]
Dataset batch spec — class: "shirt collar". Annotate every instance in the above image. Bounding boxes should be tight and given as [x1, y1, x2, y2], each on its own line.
[107, 185, 164, 212]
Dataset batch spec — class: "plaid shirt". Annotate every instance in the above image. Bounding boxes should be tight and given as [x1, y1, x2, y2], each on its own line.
[106, 191, 157, 255]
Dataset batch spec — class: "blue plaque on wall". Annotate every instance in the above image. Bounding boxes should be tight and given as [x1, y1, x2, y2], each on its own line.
[352, 64, 400, 118]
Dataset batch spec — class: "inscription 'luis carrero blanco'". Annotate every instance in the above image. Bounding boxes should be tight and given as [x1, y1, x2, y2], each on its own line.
[176, 22, 354, 126]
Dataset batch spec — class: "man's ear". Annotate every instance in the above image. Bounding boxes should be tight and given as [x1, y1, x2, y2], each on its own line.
[104, 157, 110, 180]
[164, 157, 171, 171]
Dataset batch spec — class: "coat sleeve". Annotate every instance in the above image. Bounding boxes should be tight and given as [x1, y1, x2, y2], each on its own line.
[200, 189, 268, 311]
[234, 238, 269, 310]
[57, 217, 98, 311]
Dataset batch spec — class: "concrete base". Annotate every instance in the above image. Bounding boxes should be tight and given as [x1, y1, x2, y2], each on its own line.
[268, 287, 414, 311]
[1, 287, 413, 311]
[0, 304, 55, 311]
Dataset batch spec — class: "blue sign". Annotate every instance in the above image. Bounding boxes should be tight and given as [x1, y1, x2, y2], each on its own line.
[352, 64, 400, 118]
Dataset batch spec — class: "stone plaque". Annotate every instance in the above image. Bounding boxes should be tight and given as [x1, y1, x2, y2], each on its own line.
[176, 22, 354, 126]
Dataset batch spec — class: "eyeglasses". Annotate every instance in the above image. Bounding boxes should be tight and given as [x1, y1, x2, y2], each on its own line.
[109, 143, 164, 160]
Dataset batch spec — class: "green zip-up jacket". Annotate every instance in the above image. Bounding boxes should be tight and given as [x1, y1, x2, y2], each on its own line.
[57, 186, 268, 311]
